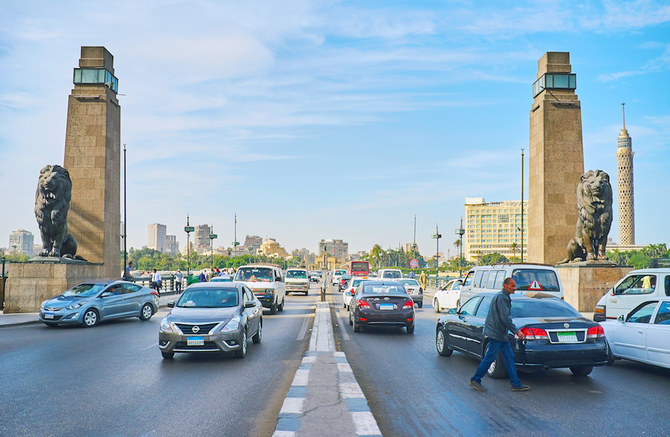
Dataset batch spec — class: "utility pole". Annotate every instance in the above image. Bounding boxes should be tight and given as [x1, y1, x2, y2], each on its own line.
[184, 215, 194, 277]
[122, 143, 127, 277]
[521, 148, 525, 263]
[432, 224, 442, 287]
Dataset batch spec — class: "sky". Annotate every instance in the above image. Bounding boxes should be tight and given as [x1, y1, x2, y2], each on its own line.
[1, 0, 669, 258]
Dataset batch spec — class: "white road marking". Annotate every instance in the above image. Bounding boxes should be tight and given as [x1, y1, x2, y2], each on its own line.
[296, 310, 314, 341]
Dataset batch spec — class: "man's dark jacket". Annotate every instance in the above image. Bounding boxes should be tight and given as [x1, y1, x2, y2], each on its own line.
[483, 291, 518, 342]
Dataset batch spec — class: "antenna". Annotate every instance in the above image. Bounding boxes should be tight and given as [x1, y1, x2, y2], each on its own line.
[621, 102, 626, 129]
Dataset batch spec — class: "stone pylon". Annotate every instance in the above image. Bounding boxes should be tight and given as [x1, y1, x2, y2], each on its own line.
[63, 47, 121, 278]
[528, 52, 584, 265]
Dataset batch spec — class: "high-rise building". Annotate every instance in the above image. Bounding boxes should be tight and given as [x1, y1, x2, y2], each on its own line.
[319, 239, 349, 262]
[244, 235, 262, 253]
[617, 103, 635, 245]
[147, 223, 167, 252]
[464, 197, 527, 262]
[165, 235, 179, 255]
[9, 229, 34, 256]
[195, 225, 212, 254]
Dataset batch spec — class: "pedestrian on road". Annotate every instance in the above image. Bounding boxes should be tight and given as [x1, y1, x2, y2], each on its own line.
[198, 270, 206, 282]
[419, 271, 427, 290]
[469, 277, 530, 392]
[175, 268, 184, 293]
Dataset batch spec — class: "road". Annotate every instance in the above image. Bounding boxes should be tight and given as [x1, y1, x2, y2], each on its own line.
[1, 281, 670, 436]
[331, 285, 670, 437]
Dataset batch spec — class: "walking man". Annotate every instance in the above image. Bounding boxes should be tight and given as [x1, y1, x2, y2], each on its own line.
[469, 277, 530, 392]
[152, 269, 162, 296]
[175, 268, 184, 293]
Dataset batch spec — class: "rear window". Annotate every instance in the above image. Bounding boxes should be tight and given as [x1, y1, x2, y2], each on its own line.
[512, 269, 560, 292]
[511, 298, 579, 318]
[363, 284, 407, 296]
[335, 270, 347, 275]
[382, 271, 402, 278]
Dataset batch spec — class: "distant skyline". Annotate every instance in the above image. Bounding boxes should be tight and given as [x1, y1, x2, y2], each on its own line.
[2, 1, 669, 257]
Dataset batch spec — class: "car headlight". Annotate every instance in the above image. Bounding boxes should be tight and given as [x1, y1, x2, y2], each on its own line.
[222, 316, 241, 332]
[160, 318, 175, 333]
[66, 302, 85, 310]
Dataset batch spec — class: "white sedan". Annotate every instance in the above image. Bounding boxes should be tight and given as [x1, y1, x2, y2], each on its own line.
[601, 298, 670, 369]
[342, 277, 371, 310]
[432, 278, 463, 313]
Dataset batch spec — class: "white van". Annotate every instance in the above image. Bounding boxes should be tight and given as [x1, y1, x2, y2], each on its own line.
[594, 268, 670, 321]
[459, 263, 564, 306]
[233, 264, 286, 314]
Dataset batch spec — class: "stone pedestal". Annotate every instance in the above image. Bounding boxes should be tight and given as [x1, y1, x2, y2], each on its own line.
[556, 263, 632, 312]
[4, 260, 104, 313]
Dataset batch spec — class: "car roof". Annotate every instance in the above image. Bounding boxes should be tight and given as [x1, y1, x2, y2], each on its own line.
[239, 263, 281, 269]
[186, 282, 245, 290]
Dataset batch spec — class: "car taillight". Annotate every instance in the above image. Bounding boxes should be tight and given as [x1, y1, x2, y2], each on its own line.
[517, 326, 548, 340]
[151, 290, 158, 296]
[357, 300, 370, 308]
[587, 325, 605, 339]
[402, 300, 414, 309]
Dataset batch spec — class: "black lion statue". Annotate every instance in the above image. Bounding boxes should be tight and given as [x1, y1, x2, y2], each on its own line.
[561, 170, 613, 263]
[34, 165, 80, 258]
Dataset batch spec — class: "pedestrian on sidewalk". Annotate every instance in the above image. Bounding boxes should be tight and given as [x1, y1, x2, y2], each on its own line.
[151, 269, 162, 296]
[469, 277, 530, 392]
[175, 268, 184, 293]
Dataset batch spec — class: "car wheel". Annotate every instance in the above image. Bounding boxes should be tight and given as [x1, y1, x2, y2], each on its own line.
[82, 309, 99, 327]
[433, 298, 440, 313]
[486, 349, 508, 379]
[44, 322, 59, 328]
[436, 327, 453, 357]
[278, 298, 284, 312]
[139, 303, 153, 321]
[235, 330, 248, 358]
[348, 311, 353, 326]
[606, 343, 616, 366]
[352, 314, 361, 332]
[418, 301, 423, 308]
[304, 291, 308, 296]
[269, 303, 277, 315]
[252, 321, 262, 344]
[161, 351, 174, 359]
[406, 323, 415, 334]
[569, 365, 593, 376]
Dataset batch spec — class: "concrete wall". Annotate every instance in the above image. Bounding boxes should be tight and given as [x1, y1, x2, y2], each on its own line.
[557, 264, 632, 312]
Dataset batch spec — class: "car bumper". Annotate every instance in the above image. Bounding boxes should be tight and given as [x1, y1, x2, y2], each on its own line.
[159, 330, 244, 353]
[286, 285, 309, 292]
[39, 309, 83, 325]
[514, 341, 609, 369]
[356, 309, 414, 327]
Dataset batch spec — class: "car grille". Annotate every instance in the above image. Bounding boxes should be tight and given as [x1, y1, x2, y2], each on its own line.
[42, 314, 63, 320]
[44, 306, 62, 311]
[175, 323, 219, 334]
[174, 341, 219, 350]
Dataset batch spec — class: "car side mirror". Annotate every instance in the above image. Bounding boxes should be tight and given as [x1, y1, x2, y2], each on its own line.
[167, 301, 175, 308]
[617, 314, 624, 322]
[100, 291, 112, 298]
[244, 302, 255, 308]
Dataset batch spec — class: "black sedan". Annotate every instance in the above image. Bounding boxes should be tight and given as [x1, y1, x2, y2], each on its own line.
[435, 292, 608, 377]
[348, 281, 415, 334]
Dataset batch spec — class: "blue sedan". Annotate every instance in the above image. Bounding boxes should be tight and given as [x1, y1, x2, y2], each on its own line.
[39, 280, 159, 327]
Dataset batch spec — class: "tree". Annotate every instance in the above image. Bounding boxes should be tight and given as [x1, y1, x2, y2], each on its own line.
[480, 253, 508, 265]
[511, 242, 518, 258]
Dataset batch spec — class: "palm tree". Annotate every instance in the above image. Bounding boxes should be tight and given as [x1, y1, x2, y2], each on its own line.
[511, 242, 518, 258]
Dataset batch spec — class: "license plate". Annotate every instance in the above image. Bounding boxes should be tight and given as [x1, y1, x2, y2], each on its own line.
[187, 336, 204, 346]
[379, 303, 394, 310]
[557, 332, 578, 343]
[44, 313, 54, 319]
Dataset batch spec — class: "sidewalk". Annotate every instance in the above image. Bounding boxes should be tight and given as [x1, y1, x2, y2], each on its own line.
[0, 292, 179, 328]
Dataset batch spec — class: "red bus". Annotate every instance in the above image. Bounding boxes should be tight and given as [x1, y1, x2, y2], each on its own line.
[349, 260, 370, 277]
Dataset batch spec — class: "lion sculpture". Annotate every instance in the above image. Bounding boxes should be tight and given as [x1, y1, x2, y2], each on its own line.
[562, 170, 613, 263]
[34, 165, 80, 258]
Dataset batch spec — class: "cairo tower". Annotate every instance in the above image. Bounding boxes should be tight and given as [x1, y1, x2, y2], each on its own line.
[617, 103, 635, 245]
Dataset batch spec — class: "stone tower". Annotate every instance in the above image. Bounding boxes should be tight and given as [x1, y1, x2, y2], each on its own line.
[63, 47, 121, 278]
[528, 52, 584, 265]
[617, 103, 635, 245]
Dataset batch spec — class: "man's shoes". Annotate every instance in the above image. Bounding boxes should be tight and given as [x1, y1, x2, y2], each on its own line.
[511, 384, 530, 391]
[469, 380, 487, 392]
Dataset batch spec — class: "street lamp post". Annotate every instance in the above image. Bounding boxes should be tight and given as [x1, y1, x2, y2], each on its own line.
[122, 143, 127, 277]
[184, 215, 194, 277]
[455, 218, 465, 277]
[209, 228, 218, 270]
[432, 225, 442, 288]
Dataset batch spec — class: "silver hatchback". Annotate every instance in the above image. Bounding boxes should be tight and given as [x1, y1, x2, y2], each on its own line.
[39, 280, 159, 327]
[159, 282, 263, 359]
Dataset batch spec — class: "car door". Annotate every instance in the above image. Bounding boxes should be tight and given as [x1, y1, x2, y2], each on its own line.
[99, 284, 127, 319]
[448, 297, 482, 352]
[646, 301, 670, 367]
[244, 287, 261, 335]
[466, 295, 492, 355]
[121, 283, 143, 315]
[611, 301, 657, 361]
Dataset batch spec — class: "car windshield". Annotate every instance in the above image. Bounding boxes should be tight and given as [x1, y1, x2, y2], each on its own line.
[335, 270, 347, 276]
[235, 267, 273, 282]
[399, 279, 419, 286]
[511, 298, 580, 318]
[512, 269, 560, 291]
[62, 283, 106, 297]
[210, 276, 232, 282]
[287, 270, 307, 279]
[363, 284, 407, 296]
[382, 271, 401, 278]
[177, 288, 239, 308]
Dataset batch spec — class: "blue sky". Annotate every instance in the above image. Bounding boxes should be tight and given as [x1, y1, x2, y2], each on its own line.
[1, 1, 669, 257]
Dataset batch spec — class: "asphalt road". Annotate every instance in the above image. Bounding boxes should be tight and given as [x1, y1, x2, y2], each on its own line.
[331, 287, 670, 437]
[0, 285, 321, 437]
